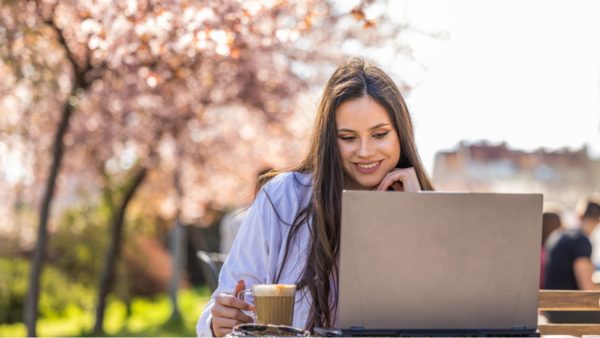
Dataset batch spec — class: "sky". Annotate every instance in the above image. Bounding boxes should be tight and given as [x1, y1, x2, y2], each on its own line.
[351, 0, 600, 173]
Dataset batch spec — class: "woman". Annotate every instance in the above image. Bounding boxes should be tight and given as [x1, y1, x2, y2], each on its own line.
[196, 57, 435, 337]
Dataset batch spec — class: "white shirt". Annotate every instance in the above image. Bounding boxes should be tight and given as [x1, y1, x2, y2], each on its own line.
[197, 172, 314, 337]
[219, 206, 247, 254]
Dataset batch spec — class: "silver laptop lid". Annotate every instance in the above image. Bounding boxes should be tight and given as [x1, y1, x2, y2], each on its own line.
[338, 191, 542, 330]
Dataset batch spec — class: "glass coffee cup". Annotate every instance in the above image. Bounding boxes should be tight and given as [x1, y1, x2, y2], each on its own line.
[238, 284, 297, 326]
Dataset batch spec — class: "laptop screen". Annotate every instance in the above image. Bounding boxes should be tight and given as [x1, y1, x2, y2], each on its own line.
[337, 191, 542, 331]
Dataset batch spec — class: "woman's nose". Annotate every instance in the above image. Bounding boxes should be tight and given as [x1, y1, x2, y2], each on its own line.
[356, 139, 376, 158]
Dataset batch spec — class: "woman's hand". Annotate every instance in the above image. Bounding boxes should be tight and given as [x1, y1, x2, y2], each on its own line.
[211, 280, 255, 337]
[375, 167, 422, 192]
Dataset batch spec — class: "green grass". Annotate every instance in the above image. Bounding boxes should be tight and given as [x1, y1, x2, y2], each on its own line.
[0, 287, 211, 337]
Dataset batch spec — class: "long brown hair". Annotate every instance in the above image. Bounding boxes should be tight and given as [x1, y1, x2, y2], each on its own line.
[256, 57, 435, 331]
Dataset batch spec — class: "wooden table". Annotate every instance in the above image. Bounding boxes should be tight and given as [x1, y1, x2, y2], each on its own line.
[538, 290, 600, 337]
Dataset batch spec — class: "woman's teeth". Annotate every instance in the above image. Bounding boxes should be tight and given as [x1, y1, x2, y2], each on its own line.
[357, 162, 379, 169]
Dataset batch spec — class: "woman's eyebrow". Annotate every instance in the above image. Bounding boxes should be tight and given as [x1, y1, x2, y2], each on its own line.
[337, 123, 390, 133]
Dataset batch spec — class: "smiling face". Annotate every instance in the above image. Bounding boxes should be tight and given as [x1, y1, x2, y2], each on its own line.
[335, 95, 401, 190]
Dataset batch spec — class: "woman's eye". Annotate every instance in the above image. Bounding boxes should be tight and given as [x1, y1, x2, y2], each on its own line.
[374, 132, 389, 139]
[340, 136, 356, 141]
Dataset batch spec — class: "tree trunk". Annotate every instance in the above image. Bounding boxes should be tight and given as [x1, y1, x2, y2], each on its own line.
[168, 218, 186, 320]
[169, 156, 185, 320]
[93, 167, 147, 334]
[168, 162, 186, 320]
[24, 102, 73, 337]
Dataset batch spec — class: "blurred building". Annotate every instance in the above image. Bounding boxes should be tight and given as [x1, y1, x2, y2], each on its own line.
[432, 141, 600, 209]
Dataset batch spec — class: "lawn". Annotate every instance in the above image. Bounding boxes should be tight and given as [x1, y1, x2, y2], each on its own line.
[0, 287, 211, 337]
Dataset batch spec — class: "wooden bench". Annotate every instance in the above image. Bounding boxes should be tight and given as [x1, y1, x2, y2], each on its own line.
[538, 290, 600, 337]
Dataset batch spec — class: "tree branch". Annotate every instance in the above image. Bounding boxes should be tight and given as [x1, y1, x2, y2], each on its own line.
[36, 1, 93, 90]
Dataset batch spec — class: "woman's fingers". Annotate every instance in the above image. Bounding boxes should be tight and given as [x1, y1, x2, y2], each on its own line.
[212, 317, 246, 337]
[211, 281, 255, 337]
[376, 169, 402, 191]
[212, 302, 254, 322]
[217, 293, 254, 311]
[214, 317, 244, 329]
[211, 296, 255, 337]
[375, 173, 391, 191]
[234, 280, 246, 298]
[400, 168, 421, 192]
[376, 167, 421, 192]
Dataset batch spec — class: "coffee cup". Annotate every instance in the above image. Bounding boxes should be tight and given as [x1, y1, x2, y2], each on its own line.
[238, 284, 296, 326]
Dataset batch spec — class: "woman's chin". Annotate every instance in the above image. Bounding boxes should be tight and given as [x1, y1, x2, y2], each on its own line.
[344, 173, 384, 190]
[352, 180, 381, 190]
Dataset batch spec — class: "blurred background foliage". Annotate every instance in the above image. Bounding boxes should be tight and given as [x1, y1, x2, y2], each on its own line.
[0, 257, 93, 324]
[0, 282, 212, 337]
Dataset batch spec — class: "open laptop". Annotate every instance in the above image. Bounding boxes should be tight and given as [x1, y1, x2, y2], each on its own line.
[316, 191, 542, 337]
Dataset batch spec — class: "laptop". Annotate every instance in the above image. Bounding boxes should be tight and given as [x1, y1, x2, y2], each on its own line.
[316, 191, 542, 337]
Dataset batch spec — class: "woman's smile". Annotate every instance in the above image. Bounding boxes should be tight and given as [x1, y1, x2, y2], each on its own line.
[353, 160, 383, 173]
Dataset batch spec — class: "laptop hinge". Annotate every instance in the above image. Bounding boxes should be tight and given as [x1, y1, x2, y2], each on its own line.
[350, 327, 365, 331]
[512, 326, 526, 331]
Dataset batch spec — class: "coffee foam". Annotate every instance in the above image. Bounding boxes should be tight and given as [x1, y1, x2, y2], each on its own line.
[252, 284, 296, 297]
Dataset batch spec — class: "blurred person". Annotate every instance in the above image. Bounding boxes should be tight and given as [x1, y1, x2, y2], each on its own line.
[219, 168, 273, 254]
[196, 57, 435, 336]
[544, 195, 600, 323]
[587, 193, 600, 268]
[540, 212, 562, 289]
